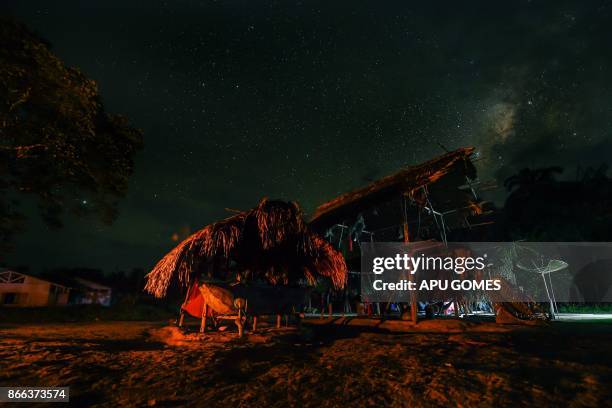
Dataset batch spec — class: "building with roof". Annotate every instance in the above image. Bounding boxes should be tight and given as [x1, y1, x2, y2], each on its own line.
[0, 270, 70, 307]
[71, 277, 112, 306]
[308, 147, 493, 321]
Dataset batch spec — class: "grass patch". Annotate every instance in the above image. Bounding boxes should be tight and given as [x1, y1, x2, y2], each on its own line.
[557, 303, 612, 314]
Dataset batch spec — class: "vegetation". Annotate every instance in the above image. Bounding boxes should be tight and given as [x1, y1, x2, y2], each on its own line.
[557, 303, 612, 314]
[0, 18, 142, 253]
[503, 165, 612, 241]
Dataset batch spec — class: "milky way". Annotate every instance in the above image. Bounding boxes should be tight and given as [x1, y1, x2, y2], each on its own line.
[3, 0, 612, 272]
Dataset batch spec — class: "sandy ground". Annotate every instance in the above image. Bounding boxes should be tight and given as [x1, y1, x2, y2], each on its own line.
[1, 319, 611, 407]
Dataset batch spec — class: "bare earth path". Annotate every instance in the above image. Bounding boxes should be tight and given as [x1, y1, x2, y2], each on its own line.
[1, 320, 611, 407]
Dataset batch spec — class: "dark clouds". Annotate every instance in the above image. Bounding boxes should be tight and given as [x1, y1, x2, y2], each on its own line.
[2, 0, 612, 272]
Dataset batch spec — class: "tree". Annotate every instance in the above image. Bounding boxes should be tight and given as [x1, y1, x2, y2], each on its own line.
[503, 166, 563, 192]
[0, 18, 143, 252]
[503, 165, 612, 241]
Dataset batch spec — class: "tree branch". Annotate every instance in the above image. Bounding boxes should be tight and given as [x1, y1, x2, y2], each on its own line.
[0, 144, 46, 158]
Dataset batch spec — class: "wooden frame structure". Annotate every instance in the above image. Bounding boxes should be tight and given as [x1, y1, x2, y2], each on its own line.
[309, 147, 491, 323]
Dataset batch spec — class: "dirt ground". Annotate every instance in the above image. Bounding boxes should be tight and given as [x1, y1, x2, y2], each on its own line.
[1, 318, 611, 407]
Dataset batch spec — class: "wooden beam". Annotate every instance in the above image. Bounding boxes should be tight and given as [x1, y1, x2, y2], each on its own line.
[200, 303, 208, 333]
[404, 221, 418, 324]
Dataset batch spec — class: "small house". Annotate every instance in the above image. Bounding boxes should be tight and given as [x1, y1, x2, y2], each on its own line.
[71, 278, 112, 306]
[0, 270, 70, 307]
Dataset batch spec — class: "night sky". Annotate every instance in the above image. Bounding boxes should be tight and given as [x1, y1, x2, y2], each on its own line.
[3, 1, 612, 273]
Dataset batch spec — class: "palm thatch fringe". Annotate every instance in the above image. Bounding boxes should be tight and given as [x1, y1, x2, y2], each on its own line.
[144, 198, 347, 298]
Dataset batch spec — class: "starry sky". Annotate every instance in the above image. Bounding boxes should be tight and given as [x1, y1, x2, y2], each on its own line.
[3, 0, 612, 273]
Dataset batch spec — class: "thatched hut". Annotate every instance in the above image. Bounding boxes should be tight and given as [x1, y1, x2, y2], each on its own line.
[310, 147, 486, 235]
[309, 147, 548, 323]
[144, 198, 347, 330]
[308, 147, 493, 321]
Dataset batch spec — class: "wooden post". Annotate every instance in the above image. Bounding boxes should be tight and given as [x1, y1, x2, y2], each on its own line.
[462, 300, 471, 315]
[410, 294, 418, 323]
[276, 314, 281, 329]
[200, 303, 208, 333]
[328, 303, 332, 318]
[404, 220, 418, 324]
[178, 284, 192, 328]
[252, 316, 258, 332]
[400, 303, 410, 321]
[236, 309, 244, 338]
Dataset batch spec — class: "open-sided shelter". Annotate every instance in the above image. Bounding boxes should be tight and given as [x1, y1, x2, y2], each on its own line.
[144, 198, 348, 324]
[309, 147, 492, 320]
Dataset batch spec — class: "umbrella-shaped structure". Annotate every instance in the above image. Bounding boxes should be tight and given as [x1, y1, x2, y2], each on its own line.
[144, 198, 347, 300]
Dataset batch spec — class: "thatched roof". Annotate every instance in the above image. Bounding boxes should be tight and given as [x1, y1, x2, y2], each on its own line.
[310, 147, 476, 226]
[145, 198, 347, 298]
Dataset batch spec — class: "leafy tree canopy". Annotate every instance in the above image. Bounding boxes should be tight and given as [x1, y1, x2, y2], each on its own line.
[0, 18, 143, 252]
